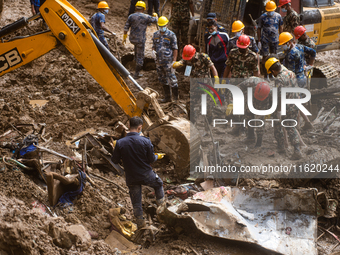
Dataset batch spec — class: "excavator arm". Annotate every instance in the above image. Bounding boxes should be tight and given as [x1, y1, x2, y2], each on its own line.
[0, 0, 201, 178]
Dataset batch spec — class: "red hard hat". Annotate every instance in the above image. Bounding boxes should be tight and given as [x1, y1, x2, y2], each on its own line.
[278, 0, 291, 7]
[254, 82, 271, 101]
[236, 35, 250, 49]
[294, 26, 306, 39]
[182, 45, 196, 60]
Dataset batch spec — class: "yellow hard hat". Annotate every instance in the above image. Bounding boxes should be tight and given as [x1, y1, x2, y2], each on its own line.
[135, 1, 146, 9]
[158, 16, 169, 26]
[232, 20, 245, 32]
[98, 1, 109, 9]
[265, 1, 277, 11]
[265, 57, 279, 74]
[279, 32, 293, 45]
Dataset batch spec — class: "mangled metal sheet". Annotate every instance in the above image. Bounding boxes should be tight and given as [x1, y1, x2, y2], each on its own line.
[164, 187, 317, 255]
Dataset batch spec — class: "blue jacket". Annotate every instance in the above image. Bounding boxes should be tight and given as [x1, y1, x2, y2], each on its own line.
[205, 31, 229, 64]
[111, 132, 158, 185]
[124, 12, 157, 44]
[90, 12, 106, 36]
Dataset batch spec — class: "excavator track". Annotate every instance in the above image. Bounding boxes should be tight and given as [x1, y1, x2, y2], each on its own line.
[311, 64, 340, 89]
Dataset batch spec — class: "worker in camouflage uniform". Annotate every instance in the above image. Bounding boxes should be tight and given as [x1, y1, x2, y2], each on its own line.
[294, 25, 316, 65]
[279, 32, 316, 88]
[168, 0, 195, 54]
[152, 16, 179, 103]
[237, 77, 272, 146]
[279, 0, 300, 35]
[204, 13, 227, 42]
[173, 45, 219, 123]
[265, 57, 302, 159]
[223, 35, 259, 80]
[123, 1, 158, 79]
[257, 1, 283, 74]
[227, 20, 258, 55]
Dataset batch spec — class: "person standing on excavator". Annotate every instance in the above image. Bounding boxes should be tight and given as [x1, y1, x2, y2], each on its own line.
[123, 1, 158, 79]
[90, 1, 116, 50]
[111, 116, 165, 229]
[152, 16, 179, 103]
[279, 0, 300, 35]
[257, 1, 283, 75]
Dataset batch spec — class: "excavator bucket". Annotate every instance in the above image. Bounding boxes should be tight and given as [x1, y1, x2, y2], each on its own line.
[148, 117, 201, 179]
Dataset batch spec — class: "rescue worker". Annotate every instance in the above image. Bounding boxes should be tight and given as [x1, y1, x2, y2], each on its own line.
[172, 45, 218, 79]
[172, 45, 219, 123]
[265, 57, 302, 159]
[90, 1, 116, 50]
[152, 16, 179, 103]
[279, 0, 300, 35]
[294, 25, 316, 65]
[223, 35, 259, 80]
[257, 1, 283, 74]
[30, 0, 42, 15]
[204, 13, 227, 41]
[148, 0, 160, 18]
[279, 32, 316, 88]
[123, 1, 158, 79]
[111, 116, 165, 229]
[237, 78, 272, 146]
[227, 20, 258, 55]
[168, 0, 195, 52]
[205, 21, 229, 78]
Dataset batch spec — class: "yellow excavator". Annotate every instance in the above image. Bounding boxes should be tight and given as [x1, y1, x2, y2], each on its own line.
[0, 0, 201, 178]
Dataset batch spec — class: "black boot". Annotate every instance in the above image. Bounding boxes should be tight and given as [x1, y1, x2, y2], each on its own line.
[255, 135, 263, 148]
[172, 86, 179, 102]
[159, 85, 172, 103]
[134, 65, 143, 79]
[244, 128, 255, 144]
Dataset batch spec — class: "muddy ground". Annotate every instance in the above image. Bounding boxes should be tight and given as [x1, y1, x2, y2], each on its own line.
[1, 0, 340, 254]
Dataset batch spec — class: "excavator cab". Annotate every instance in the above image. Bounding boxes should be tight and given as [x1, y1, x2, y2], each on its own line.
[0, 0, 201, 179]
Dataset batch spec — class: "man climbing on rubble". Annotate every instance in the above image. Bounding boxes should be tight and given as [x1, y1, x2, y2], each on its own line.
[152, 16, 179, 103]
[90, 1, 116, 50]
[257, 1, 283, 76]
[265, 57, 303, 159]
[205, 21, 229, 78]
[279, 0, 300, 35]
[111, 116, 165, 229]
[123, 1, 158, 79]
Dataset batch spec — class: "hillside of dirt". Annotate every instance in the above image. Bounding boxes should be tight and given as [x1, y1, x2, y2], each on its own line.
[1, 0, 340, 254]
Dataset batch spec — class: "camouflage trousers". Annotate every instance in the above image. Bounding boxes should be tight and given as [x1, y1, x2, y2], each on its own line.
[156, 63, 178, 88]
[273, 105, 300, 147]
[133, 42, 145, 67]
[244, 110, 265, 139]
[260, 39, 279, 56]
[170, 16, 189, 50]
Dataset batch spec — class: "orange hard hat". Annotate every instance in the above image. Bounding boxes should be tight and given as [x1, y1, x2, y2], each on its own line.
[98, 1, 109, 9]
[182, 45, 196, 60]
[266, 1, 277, 11]
[294, 26, 307, 39]
[278, 0, 291, 7]
[236, 35, 250, 49]
[254, 82, 271, 101]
